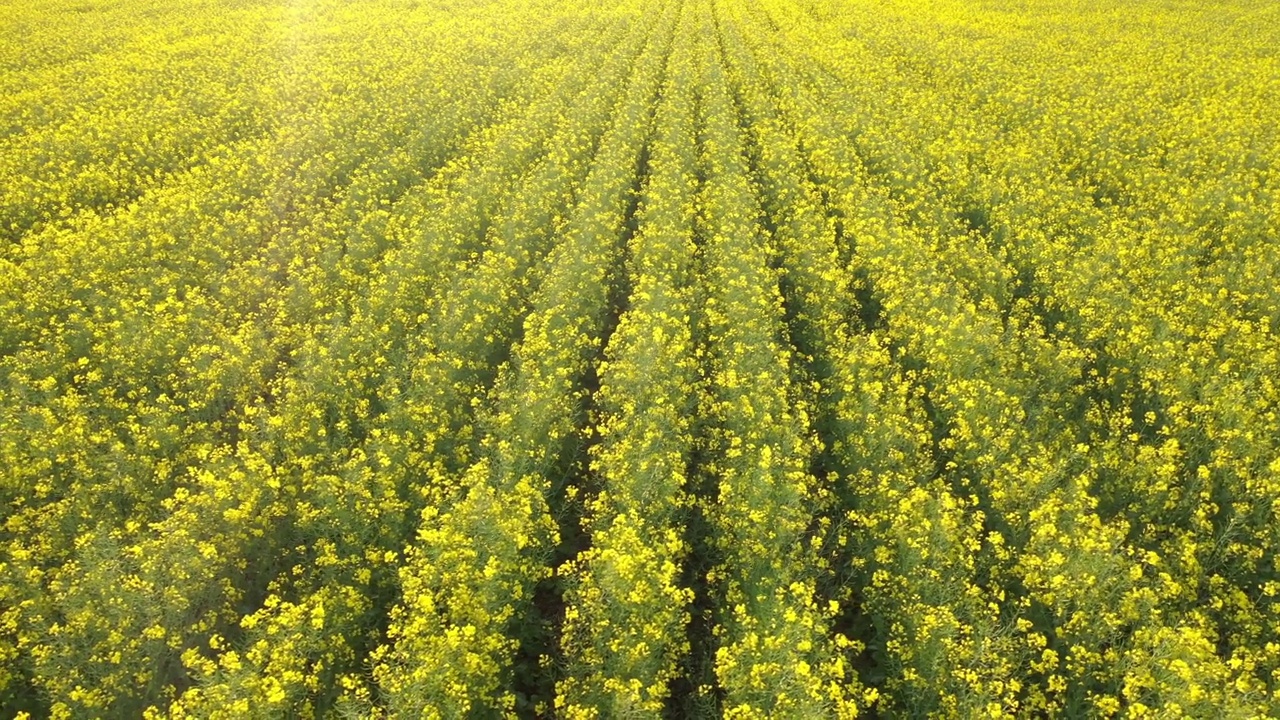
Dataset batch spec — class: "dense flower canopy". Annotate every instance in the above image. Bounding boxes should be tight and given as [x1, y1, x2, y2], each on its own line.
[1, 0, 1278, 716]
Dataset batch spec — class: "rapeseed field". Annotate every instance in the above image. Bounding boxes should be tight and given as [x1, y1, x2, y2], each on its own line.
[2, 0, 1278, 716]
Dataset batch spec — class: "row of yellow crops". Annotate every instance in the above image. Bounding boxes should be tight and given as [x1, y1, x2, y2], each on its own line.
[2, 0, 1278, 716]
